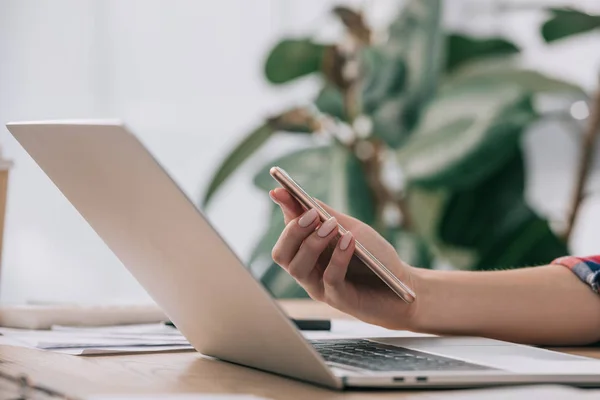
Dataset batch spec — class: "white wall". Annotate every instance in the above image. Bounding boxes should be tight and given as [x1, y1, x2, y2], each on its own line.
[0, 0, 368, 304]
[0, 0, 598, 305]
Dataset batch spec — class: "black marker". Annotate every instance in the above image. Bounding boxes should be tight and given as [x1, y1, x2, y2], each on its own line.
[165, 318, 331, 331]
[291, 318, 331, 331]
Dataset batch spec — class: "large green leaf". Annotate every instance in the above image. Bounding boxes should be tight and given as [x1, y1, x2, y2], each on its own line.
[439, 151, 526, 249]
[385, 228, 433, 269]
[370, 98, 411, 149]
[542, 8, 600, 43]
[475, 212, 568, 270]
[397, 81, 536, 189]
[444, 60, 586, 95]
[385, 0, 444, 111]
[358, 47, 410, 148]
[202, 123, 274, 207]
[327, 144, 376, 224]
[264, 39, 326, 84]
[253, 146, 331, 198]
[360, 0, 443, 148]
[445, 34, 520, 72]
[406, 153, 567, 270]
[405, 186, 448, 242]
[253, 144, 376, 224]
[314, 85, 347, 121]
[203, 107, 318, 207]
[360, 48, 406, 114]
[405, 187, 478, 269]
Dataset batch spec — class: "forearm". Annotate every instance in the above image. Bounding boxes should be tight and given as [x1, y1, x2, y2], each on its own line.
[410, 265, 600, 346]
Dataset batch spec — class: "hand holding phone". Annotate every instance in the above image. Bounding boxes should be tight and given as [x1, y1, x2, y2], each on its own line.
[270, 166, 416, 304]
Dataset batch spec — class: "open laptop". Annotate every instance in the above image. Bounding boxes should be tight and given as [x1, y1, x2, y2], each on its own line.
[8, 120, 600, 389]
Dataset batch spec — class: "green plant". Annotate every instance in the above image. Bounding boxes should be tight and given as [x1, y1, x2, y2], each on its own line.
[203, 1, 600, 298]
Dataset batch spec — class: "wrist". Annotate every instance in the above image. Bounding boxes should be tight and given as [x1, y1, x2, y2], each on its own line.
[403, 266, 435, 333]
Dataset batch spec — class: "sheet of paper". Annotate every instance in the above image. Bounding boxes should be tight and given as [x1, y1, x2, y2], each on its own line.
[86, 395, 269, 400]
[0, 324, 192, 355]
[0, 318, 430, 356]
[58, 345, 194, 355]
[0, 326, 189, 349]
[52, 323, 181, 335]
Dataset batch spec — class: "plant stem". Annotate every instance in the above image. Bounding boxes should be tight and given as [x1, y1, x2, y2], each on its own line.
[395, 195, 413, 231]
[332, 7, 413, 232]
[359, 141, 388, 231]
[563, 79, 600, 242]
[357, 140, 413, 231]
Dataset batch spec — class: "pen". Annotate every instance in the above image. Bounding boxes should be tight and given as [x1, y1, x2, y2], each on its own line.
[164, 319, 331, 331]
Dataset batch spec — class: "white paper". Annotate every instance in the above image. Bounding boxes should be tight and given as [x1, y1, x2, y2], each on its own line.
[58, 345, 194, 355]
[0, 318, 431, 356]
[0, 327, 188, 348]
[86, 396, 269, 400]
[0, 323, 192, 355]
[52, 323, 181, 335]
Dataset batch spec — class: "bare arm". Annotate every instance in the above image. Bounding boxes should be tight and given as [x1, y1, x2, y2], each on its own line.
[270, 187, 600, 347]
[411, 265, 600, 346]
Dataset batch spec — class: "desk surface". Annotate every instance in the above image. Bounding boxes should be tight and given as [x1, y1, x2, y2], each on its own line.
[1, 300, 599, 399]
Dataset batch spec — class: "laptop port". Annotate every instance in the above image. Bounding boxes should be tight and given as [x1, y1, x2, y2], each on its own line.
[392, 377, 405, 382]
[416, 377, 428, 382]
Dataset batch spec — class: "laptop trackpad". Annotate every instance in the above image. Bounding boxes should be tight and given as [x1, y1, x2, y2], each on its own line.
[371, 337, 600, 373]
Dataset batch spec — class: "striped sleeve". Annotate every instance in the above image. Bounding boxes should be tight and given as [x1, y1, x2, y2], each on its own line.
[552, 255, 600, 293]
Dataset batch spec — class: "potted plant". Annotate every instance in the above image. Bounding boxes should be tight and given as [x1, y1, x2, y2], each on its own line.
[203, 0, 600, 298]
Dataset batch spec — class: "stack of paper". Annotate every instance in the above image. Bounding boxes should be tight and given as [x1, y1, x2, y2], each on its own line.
[0, 318, 434, 356]
[0, 323, 194, 355]
[86, 396, 270, 400]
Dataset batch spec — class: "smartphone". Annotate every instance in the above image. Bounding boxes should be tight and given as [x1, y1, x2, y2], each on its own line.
[270, 166, 416, 304]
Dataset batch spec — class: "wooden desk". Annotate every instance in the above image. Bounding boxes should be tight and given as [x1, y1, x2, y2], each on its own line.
[1, 300, 599, 399]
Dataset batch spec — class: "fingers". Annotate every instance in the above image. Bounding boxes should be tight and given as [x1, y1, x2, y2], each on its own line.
[270, 188, 304, 224]
[287, 217, 338, 278]
[269, 188, 359, 302]
[271, 208, 320, 267]
[322, 232, 355, 302]
[270, 187, 354, 229]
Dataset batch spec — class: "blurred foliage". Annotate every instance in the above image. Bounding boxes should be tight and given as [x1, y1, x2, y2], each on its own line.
[203, 0, 597, 297]
[541, 8, 600, 43]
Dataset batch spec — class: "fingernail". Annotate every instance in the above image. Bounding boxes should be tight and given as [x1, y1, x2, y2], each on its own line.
[339, 232, 353, 251]
[269, 190, 279, 204]
[298, 208, 318, 228]
[317, 217, 337, 238]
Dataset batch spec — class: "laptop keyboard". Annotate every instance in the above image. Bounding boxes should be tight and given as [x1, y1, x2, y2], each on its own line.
[311, 339, 491, 372]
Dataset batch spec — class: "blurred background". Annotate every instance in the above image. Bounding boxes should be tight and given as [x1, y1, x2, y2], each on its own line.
[0, 0, 599, 305]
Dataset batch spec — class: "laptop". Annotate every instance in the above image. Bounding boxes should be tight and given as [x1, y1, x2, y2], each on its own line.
[8, 120, 600, 389]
